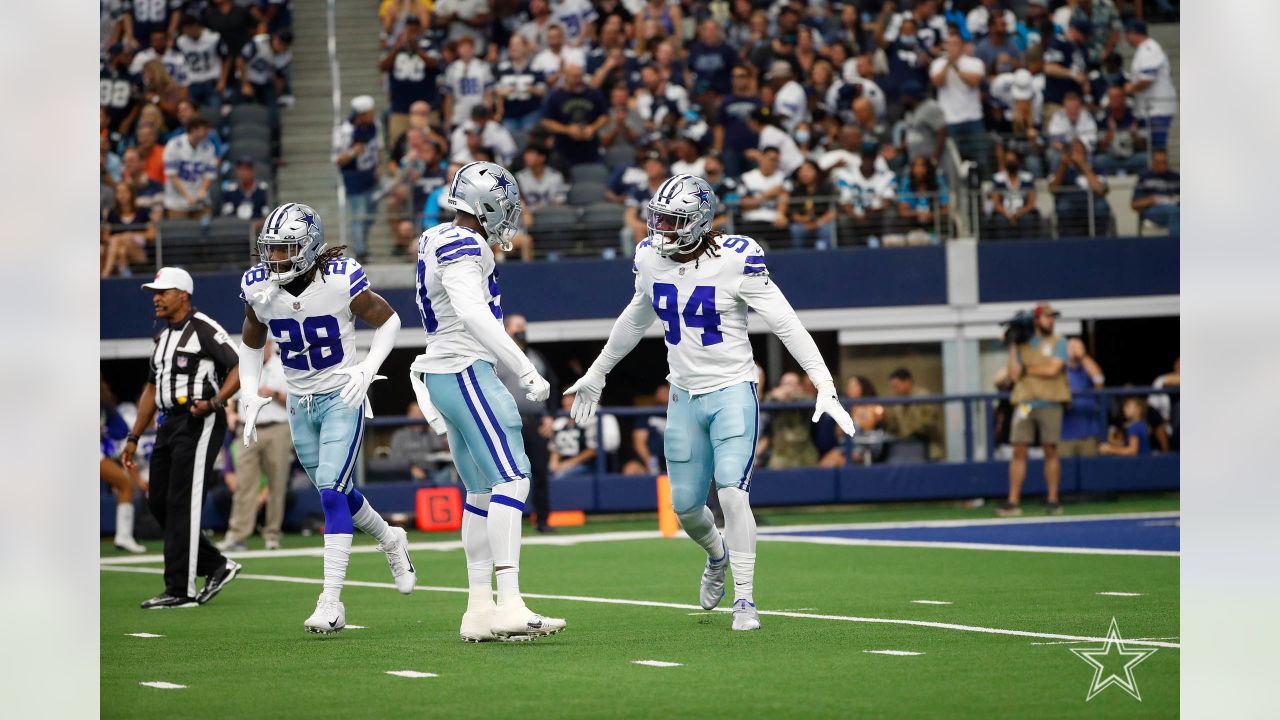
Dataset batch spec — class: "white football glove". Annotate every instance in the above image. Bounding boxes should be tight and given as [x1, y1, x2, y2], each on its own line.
[813, 380, 856, 437]
[239, 393, 273, 448]
[408, 370, 448, 436]
[520, 367, 551, 403]
[334, 364, 386, 411]
[563, 368, 607, 425]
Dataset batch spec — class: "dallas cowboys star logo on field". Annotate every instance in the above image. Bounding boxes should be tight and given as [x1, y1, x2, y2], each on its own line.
[1071, 618, 1158, 701]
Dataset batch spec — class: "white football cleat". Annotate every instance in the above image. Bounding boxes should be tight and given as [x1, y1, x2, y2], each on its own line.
[700, 554, 727, 610]
[377, 526, 416, 594]
[460, 607, 497, 642]
[490, 602, 566, 639]
[731, 598, 761, 631]
[304, 598, 346, 634]
[114, 537, 147, 554]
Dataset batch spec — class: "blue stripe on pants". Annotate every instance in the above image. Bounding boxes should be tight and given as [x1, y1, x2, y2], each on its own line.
[286, 389, 364, 493]
[426, 361, 531, 494]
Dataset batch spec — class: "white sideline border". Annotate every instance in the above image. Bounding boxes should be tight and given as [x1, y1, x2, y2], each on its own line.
[100, 566, 1180, 650]
[99, 511, 1179, 566]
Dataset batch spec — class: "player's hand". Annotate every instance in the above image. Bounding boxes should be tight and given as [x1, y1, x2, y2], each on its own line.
[239, 393, 272, 447]
[813, 381, 856, 437]
[563, 368, 606, 425]
[121, 440, 138, 471]
[520, 368, 551, 403]
[335, 365, 386, 411]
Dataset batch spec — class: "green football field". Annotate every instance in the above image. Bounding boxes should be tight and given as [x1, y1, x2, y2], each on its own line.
[101, 496, 1179, 718]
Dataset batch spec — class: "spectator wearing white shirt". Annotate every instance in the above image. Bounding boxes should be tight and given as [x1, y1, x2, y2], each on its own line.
[966, 0, 1017, 43]
[531, 25, 587, 86]
[441, 36, 494, 131]
[130, 30, 190, 87]
[819, 125, 890, 176]
[161, 117, 218, 218]
[635, 64, 690, 135]
[930, 34, 988, 172]
[1123, 20, 1176, 151]
[448, 105, 518, 166]
[736, 146, 790, 246]
[551, 0, 598, 47]
[831, 55, 887, 122]
[669, 137, 706, 178]
[1046, 92, 1098, 169]
[834, 147, 897, 246]
[511, 145, 566, 261]
[745, 107, 804, 177]
[764, 61, 808, 134]
[433, 0, 492, 54]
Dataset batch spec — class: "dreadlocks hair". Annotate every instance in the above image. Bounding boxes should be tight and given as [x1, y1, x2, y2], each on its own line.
[691, 229, 724, 269]
[311, 245, 350, 283]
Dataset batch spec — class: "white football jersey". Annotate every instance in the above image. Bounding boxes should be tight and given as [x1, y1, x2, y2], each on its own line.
[414, 223, 503, 373]
[632, 235, 770, 395]
[240, 257, 370, 396]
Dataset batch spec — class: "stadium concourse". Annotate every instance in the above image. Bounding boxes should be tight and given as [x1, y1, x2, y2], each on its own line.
[99, 1, 1180, 716]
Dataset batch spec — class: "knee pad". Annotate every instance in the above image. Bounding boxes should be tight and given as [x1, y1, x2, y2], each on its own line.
[320, 488, 354, 534]
[491, 476, 530, 511]
[676, 507, 714, 535]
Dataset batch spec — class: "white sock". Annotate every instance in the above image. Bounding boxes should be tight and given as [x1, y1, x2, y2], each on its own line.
[488, 477, 529, 606]
[718, 487, 758, 603]
[463, 493, 494, 611]
[677, 506, 726, 563]
[320, 534, 353, 603]
[352, 499, 396, 546]
[115, 502, 135, 544]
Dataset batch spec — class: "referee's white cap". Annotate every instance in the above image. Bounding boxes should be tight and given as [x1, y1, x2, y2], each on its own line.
[142, 267, 194, 295]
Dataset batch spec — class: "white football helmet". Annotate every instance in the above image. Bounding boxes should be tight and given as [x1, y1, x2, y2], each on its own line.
[258, 203, 325, 283]
[646, 174, 717, 257]
[443, 161, 523, 251]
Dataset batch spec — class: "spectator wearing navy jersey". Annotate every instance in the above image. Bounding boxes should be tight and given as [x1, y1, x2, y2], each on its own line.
[102, 43, 143, 138]
[703, 153, 739, 227]
[128, 0, 182, 50]
[176, 15, 229, 109]
[712, 65, 762, 178]
[101, 181, 156, 278]
[635, 63, 690, 138]
[785, 160, 837, 250]
[1041, 19, 1091, 122]
[201, 0, 256, 59]
[1123, 20, 1177, 151]
[1094, 85, 1148, 175]
[130, 29, 190, 87]
[494, 35, 546, 133]
[623, 384, 669, 476]
[1050, 138, 1111, 236]
[550, 393, 597, 480]
[121, 148, 165, 214]
[380, 16, 441, 146]
[973, 12, 1022, 75]
[333, 95, 381, 259]
[835, 147, 898, 246]
[387, 128, 446, 230]
[687, 19, 740, 97]
[219, 157, 271, 229]
[586, 15, 641, 93]
[988, 150, 1040, 239]
[1131, 149, 1180, 235]
[540, 63, 608, 168]
[237, 30, 292, 108]
[876, 13, 934, 110]
[162, 117, 218, 218]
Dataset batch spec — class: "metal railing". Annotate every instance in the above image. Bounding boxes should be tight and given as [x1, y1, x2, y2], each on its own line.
[361, 386, 1179, 484]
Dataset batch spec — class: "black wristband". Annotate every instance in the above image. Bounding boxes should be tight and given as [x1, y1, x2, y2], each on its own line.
[126, 434, 140, 444]
[213, 398, 227, 409]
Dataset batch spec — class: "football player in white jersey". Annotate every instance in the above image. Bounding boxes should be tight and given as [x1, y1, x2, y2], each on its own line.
[409, 161, 566, 642]
[565, 175, 857, 631]
[237, 203, 416, 634]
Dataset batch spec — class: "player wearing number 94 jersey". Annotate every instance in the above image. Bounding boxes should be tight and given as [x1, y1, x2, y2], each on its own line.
[238, 202, 417, 635]
[565, 174, 857, 632]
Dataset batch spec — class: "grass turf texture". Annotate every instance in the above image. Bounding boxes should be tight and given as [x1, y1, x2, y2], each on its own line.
[102, 497, 1178, 718]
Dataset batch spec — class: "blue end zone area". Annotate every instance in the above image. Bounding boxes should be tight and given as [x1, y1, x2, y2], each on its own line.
[768, 515, 1180, 553]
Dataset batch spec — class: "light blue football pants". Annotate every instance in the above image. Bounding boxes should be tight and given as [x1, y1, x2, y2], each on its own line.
[425, 360, 531, 494]
[664, 381, 760, 514]
[287, 388, 364, 494]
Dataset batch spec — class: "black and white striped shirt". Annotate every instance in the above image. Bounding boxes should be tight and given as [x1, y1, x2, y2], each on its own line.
[148, 310, 239, 413]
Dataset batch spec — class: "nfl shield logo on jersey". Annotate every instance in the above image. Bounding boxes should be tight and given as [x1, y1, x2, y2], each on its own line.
[176, 356, 189, 370]
[292, 301, 302, 311]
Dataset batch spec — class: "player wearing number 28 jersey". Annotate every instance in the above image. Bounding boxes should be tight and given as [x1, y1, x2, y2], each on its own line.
[410, 161, 566, 643]
[565, 174, 857, 632]
[238, 202, 417, 635]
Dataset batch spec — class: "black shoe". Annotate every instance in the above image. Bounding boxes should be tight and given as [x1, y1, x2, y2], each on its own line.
[141, 593, 199, 610]
[1046, 501, 1063, 516]
[535, 525, 557, 534]
[994, 502, 1023, 517]
[196, 560, 242, 605]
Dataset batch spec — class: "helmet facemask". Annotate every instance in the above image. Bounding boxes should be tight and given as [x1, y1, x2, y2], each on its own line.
[647, 203, 703, 257]
[479, 195, 523, 252]
[258, 234, 314, 283]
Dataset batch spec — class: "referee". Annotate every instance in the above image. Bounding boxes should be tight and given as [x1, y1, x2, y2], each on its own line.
[122, 267, 244, 609]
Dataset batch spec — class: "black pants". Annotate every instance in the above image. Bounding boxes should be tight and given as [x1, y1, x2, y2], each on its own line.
[520, 415, 551, 527]
[148, 410, 229, 598]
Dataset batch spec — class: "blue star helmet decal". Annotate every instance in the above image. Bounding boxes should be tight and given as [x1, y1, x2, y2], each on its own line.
[694, 188, 712, 205]
[492, 173, 513, 194]
[299, 211, 316, 229]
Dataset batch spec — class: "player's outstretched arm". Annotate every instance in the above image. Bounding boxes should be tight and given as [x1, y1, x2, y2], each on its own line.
[439, 260, 549, 402]
[739, 276, 856, 436]
[238, 304, 274, 447]
[564, 288, 657, 424]
[335, 290, 402, 411]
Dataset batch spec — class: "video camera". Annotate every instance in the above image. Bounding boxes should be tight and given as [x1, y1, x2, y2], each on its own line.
[1001, 310, 1036, 345]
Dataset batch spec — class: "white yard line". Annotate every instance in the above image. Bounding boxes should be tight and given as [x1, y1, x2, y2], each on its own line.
[385, 671, 437, 678]
[864, 650, 923, 656]
[911, 600, 953, 605]
[1097, 591, 1146, 597]
[100, 566, 1181, 649]
[632, 660, 682, 667]
[758, 535, 1178, 557]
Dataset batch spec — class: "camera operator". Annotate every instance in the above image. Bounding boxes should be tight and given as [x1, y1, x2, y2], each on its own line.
[997, 302, 1070, 517]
